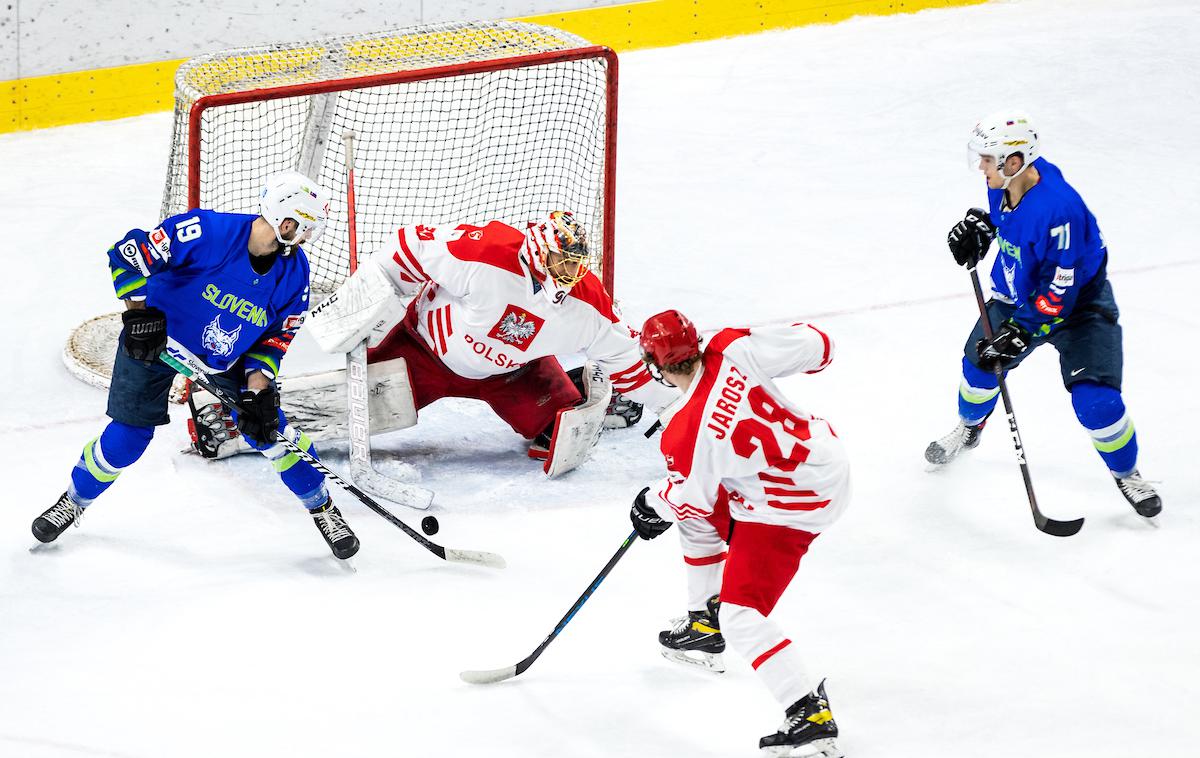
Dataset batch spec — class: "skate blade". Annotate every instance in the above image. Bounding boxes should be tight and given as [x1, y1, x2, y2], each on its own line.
[762, 738, 843, 758]
[660, 647, 725, 673]
[336, 556, 358, 573]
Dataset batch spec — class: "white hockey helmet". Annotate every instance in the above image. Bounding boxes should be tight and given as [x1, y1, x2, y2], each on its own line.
[259, 171, 331, 249]
[967, 111, 1040, 188]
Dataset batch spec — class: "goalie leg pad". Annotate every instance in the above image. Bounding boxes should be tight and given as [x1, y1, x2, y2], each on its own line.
[544, 361, 612, 478]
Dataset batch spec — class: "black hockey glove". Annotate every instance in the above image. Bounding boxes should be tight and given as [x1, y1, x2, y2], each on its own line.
[976, 320, 1032, 367]
[235, 385, 280, 446]
[630, 487, 672, 540]
[121, 307, 168, 362]
[947, 208, 996, 267]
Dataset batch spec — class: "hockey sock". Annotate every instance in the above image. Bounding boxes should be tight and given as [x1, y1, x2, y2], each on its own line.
[244, 416, 329, 510]
[1071, 381, 1138, 476]
[676, 518, 727, 611]
[957, 358, 1000, 425]
[722, 602, 812, 707]
[68, 421, 154, 506]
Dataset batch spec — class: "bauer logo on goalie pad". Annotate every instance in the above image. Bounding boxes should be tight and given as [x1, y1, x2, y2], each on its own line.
[119, 239, 151, 276]
[488, 305, 545, 351]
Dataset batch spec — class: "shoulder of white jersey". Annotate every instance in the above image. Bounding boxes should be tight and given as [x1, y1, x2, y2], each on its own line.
[565, 270, 618, 322]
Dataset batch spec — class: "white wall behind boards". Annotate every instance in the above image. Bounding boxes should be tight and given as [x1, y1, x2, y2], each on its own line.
[3, 0, 624, 79]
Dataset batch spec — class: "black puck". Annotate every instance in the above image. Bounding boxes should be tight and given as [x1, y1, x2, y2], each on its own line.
[421, 516, 440, 536]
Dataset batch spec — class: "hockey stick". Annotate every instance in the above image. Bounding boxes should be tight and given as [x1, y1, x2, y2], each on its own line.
[460, 530, 637, 684]
[159, 343, 506, 568]
[968, 265, 1085, 537]
[341, 131, 434, 512]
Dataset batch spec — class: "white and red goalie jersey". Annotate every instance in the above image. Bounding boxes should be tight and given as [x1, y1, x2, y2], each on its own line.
[649, 322, 850, 534]
[374, 220, 676, 410]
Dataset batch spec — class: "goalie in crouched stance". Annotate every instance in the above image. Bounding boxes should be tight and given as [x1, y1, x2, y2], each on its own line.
[33, 173, 360, 561]
[630, 310, 850, 758]
[305, 211, 676, 476]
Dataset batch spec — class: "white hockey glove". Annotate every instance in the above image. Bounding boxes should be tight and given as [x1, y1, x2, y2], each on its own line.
[306, 257, 408, 353]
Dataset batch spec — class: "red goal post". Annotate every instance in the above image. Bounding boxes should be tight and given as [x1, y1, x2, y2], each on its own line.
[162, 20, 618, 296]
[65, 21, 619, 390]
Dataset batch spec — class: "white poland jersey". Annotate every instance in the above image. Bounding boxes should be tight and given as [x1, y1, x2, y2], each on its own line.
[650, 322, 851, 534]
[373, 220, 677, 410]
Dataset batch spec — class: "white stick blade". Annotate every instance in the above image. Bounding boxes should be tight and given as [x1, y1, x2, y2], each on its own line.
[445, 549, 506, 569]
[351, 466, 434, 510]
[459, 666, 517, 685]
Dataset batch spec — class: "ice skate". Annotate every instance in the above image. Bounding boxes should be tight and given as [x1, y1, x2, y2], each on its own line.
[760, 679, 843, 758]
[659, 594, 725, 673]
[32, 492, 84, 543]
[924, 419, 984, 466]
[311, 499, 360, 560]
[1112, 469, 1161, 518]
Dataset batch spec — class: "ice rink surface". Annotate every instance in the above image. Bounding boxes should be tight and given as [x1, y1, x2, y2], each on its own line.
[2, 1, 1198, 755]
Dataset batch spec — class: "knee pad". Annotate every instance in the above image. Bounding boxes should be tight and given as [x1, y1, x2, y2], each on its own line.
[101, 421, 155, 467]
[961, 357, 999, 390]
[1070, 381, 1124, 429]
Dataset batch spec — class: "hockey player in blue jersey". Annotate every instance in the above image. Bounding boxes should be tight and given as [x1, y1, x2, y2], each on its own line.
[925, 113, 1161, 518]
[33, 172, 361, 558]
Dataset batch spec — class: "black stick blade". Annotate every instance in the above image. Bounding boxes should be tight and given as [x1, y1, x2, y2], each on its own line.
[1038, 515, 1085, 537]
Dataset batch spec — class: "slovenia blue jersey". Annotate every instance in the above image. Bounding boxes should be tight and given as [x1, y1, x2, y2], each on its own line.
[105, 209, 310, 376]
[987, 157, 1108, 336]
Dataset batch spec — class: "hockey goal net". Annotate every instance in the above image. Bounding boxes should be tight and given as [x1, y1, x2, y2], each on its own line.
[65, 20, 618, 389]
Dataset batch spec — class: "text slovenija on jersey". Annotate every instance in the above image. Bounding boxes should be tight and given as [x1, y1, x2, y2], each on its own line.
[106, 210, 310, 376]
[373, 220, 677, 410]
[649, 323, 850, 534]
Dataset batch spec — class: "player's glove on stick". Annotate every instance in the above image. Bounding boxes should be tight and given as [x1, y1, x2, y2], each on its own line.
[121, 307, 168, 362]
[948, 208, 996, 267]
[630, 487, 672, 540]
[235, 386, 281, 445]
[977, 319, 1032, 367]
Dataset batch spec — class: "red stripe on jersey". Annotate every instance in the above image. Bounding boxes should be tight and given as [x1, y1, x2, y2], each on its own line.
[684, 551, 728, 567]
[612, 370, 653, 393]
[398, 229, 431, 281]
[426, 311, 438, 354]
[392, 251, 422, 283]
[444, 305, 453, 337]
[758, 473, 795, 485]
[805, 324, 832, 373]
[708, 327, 751, 354]
[435, 307, 448, 355]
[611, 361, 647, 382]
[659, 351, 726, 480]
[751, 639, 792, 670]
[767, 499, 830, 511]
[762, 487, 818, 497]
[140, 243, 154, 269]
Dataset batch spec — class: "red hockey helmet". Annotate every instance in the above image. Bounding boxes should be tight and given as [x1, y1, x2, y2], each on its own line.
[640, 310, 701, 368]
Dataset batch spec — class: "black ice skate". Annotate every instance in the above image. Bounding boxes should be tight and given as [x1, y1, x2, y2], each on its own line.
[1113, 470, 1162, 518]
[924, 419, 985, 465]
[32, 491, 83, 543]
[759, 679, 844, 758]
[311, 499, 360, 560]
[659, 594, 726, 673]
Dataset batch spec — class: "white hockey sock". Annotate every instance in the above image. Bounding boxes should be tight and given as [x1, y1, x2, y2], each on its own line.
[676, 517, 727, 611]
[721, 602, 813, 707]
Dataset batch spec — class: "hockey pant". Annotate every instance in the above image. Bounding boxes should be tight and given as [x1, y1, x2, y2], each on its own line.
[957, 287, 1138, 476]
[368, 310, 581, 438]
[675, 509, 819, 708]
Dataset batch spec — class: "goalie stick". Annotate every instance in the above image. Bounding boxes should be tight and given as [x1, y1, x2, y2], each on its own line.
[968, 264, 1084, 538]
[341, 130, 434, 511]
[460, 530, 636, 684]
[159, 342, 506, 569]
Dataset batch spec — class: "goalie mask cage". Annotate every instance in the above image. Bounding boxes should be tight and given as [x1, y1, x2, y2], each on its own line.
[64, 20, 618, 390]
[162, 19, 618, 297]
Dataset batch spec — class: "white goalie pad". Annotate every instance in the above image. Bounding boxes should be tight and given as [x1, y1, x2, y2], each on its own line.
[188, 357, 417, 458]
[306, 257, 407, 354]
[544, 361, 612, 478]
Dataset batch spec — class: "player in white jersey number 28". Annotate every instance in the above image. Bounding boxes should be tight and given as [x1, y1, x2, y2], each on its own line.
[629, 310, 850, 758]
[307, 211, 677, 477]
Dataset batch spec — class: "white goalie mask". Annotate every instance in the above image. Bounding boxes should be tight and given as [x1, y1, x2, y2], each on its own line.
[967, 112, 1040, 189]
[260, 171, 332, 252]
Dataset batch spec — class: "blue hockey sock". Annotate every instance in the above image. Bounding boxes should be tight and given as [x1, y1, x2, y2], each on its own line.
[957, 358, 1000, 426]
[68, 421, 154, 506]
[1071, 382, 1138, 476]
[242, 412, 329, 510]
